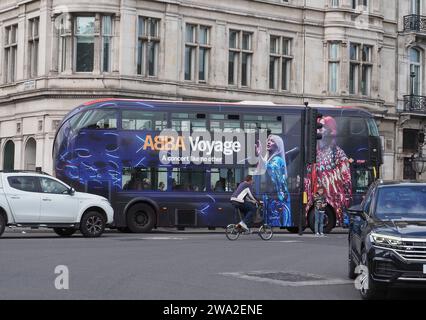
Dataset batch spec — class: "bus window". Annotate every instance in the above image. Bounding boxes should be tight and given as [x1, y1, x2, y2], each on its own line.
[349, 118, 367, 136]
[122, 167, 168, 191]
[76, 109, 117, 130]
[122, 110, 167, 131]
[284, 115, 301, 136]
[243, 115, 282, 134]
[171, 113, 207, 132]
[172, 168, 205, 192]
[352, 168, 373, 194]
[210, 114, 241, 132]
[211, 168, 245, 192]
[367, 118, 380, 137]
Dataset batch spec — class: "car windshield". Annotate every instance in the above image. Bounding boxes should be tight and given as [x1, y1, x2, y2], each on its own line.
[375, 186, 426, 219]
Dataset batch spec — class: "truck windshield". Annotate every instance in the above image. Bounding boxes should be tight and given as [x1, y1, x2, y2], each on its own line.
[376, 186, 426, 219]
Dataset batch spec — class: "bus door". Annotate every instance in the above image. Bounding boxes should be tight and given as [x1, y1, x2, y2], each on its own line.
[351, 164, 375, 206]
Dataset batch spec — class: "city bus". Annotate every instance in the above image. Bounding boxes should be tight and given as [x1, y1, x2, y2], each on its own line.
[53, 99, 382, 233]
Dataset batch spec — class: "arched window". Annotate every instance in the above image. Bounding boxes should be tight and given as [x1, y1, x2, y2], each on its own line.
[3, 140, 15, 171]
[409, 48, 422, 96]
[24, 138, 36, 170]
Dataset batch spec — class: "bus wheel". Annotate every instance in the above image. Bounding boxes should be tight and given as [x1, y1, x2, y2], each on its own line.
[323, 208, 336, 234]
[117, 227, 132, 233]
[286, 227, 305, 234]
[127, 203, 156, 233]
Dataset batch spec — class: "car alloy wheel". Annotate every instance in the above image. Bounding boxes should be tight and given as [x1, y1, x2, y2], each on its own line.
[86, 216, 103, 235]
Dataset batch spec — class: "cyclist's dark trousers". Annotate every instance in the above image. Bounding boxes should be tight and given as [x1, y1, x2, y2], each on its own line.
[234, 201, 256, 225]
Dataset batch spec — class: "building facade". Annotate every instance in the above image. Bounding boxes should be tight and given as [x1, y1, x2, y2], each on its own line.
[0, 0, 425, 179]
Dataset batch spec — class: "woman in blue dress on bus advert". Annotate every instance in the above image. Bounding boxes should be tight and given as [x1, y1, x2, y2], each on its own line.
[256, 135, 291, 227]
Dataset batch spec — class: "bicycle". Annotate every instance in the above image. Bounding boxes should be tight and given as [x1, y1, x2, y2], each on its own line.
[225, 202, 273, 241]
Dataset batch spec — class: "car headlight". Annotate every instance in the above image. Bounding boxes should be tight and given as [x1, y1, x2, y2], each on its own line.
[369, 233, 402, 248]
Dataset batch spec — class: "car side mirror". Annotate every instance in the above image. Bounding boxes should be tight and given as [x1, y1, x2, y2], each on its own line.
[347, 205, 365, 219]
[68, 187, 75, 196]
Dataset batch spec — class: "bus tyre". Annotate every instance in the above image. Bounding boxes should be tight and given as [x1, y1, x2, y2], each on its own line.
[117, 227, 132, 233]
[0, 214, 5, 237]
[80, 211, 106, 238]
[53, 228, 76, 237]
[127, 203, 156, 233]
[286, 227, 304, 234]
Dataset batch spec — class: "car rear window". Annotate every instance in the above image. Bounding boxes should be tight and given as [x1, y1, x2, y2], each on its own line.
[7, 176, 39, 192]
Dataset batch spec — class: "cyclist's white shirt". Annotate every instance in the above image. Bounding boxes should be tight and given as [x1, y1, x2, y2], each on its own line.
[231, 187, 257, 204]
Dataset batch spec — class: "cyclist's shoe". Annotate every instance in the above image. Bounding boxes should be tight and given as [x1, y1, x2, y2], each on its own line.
[237, 221, 249, 231]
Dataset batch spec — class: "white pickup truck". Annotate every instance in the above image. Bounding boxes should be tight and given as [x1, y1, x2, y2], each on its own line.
[0, 171, 114, 238]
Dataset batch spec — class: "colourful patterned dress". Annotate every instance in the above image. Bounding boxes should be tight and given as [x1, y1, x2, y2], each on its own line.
[263, 155, 292, 227]
[305, 145, 352, 225]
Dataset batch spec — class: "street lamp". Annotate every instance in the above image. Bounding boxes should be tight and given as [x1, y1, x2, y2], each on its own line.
[412, 130, 426, 179]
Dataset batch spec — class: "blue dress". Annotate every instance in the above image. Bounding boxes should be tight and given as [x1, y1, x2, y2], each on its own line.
[262, 155, 292, 227]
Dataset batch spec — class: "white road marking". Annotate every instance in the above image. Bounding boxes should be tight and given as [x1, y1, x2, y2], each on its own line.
[220, 271, 354, 287]
[140, 237, 190, 240]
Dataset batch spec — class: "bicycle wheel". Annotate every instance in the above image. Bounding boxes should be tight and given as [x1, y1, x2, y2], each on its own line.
[225, 224, 240, 241]
[258, 224, 273, 240]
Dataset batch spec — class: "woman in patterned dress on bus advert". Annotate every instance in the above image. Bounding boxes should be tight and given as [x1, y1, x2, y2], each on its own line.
[256, 135, 292, 227]
[305, 116, 352, 227]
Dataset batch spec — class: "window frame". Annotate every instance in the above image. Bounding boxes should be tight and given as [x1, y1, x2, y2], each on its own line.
[269, 35, 293, 91]
[4, 24, 18, 83]
[7, 176, 41, 193]
[28, 17, 40, 78]
[184, 23, 211, 83]
[349, 43, 373, 96]
[137, 16, 160, 77]
[39, 177, 70, 195]
[228, 29, 253, 88]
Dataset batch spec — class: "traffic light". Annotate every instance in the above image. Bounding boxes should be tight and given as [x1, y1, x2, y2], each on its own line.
[306, 107, 323, 164]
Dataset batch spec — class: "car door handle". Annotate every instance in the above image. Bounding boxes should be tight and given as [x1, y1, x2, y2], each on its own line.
[42, 198, 52, 202]
[10, 196, 20, 199]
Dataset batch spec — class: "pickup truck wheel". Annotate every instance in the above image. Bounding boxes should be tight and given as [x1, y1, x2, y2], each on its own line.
[80, 211, 106, 238]
[53, 228, 76, 237]
[127, 203, 155, 233]
[0, 214, 5, 237]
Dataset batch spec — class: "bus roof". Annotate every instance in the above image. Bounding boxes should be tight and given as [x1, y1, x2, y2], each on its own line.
[62, 98, 373, 126]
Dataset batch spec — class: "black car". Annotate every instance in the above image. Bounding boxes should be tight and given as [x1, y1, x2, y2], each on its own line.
[348, 180, 426, 299]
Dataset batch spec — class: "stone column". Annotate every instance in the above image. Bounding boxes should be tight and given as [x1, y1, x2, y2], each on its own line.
[163, 11, 180, 81]
[16, 8, 26, 81]
[211, 21, 227, 87]
[13, 136, 23, 170]
[255, 27, 268, 91]
[119, 7, 136, 76]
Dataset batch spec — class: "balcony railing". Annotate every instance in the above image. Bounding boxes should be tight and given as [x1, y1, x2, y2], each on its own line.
[403, 95, 426, 114]
[403, 14, 426, 33]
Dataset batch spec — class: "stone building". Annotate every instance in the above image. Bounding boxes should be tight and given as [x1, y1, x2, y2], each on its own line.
[0, 0, 425, 179]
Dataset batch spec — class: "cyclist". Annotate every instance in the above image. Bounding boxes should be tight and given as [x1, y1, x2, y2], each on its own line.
[230, 175, 261, 231]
